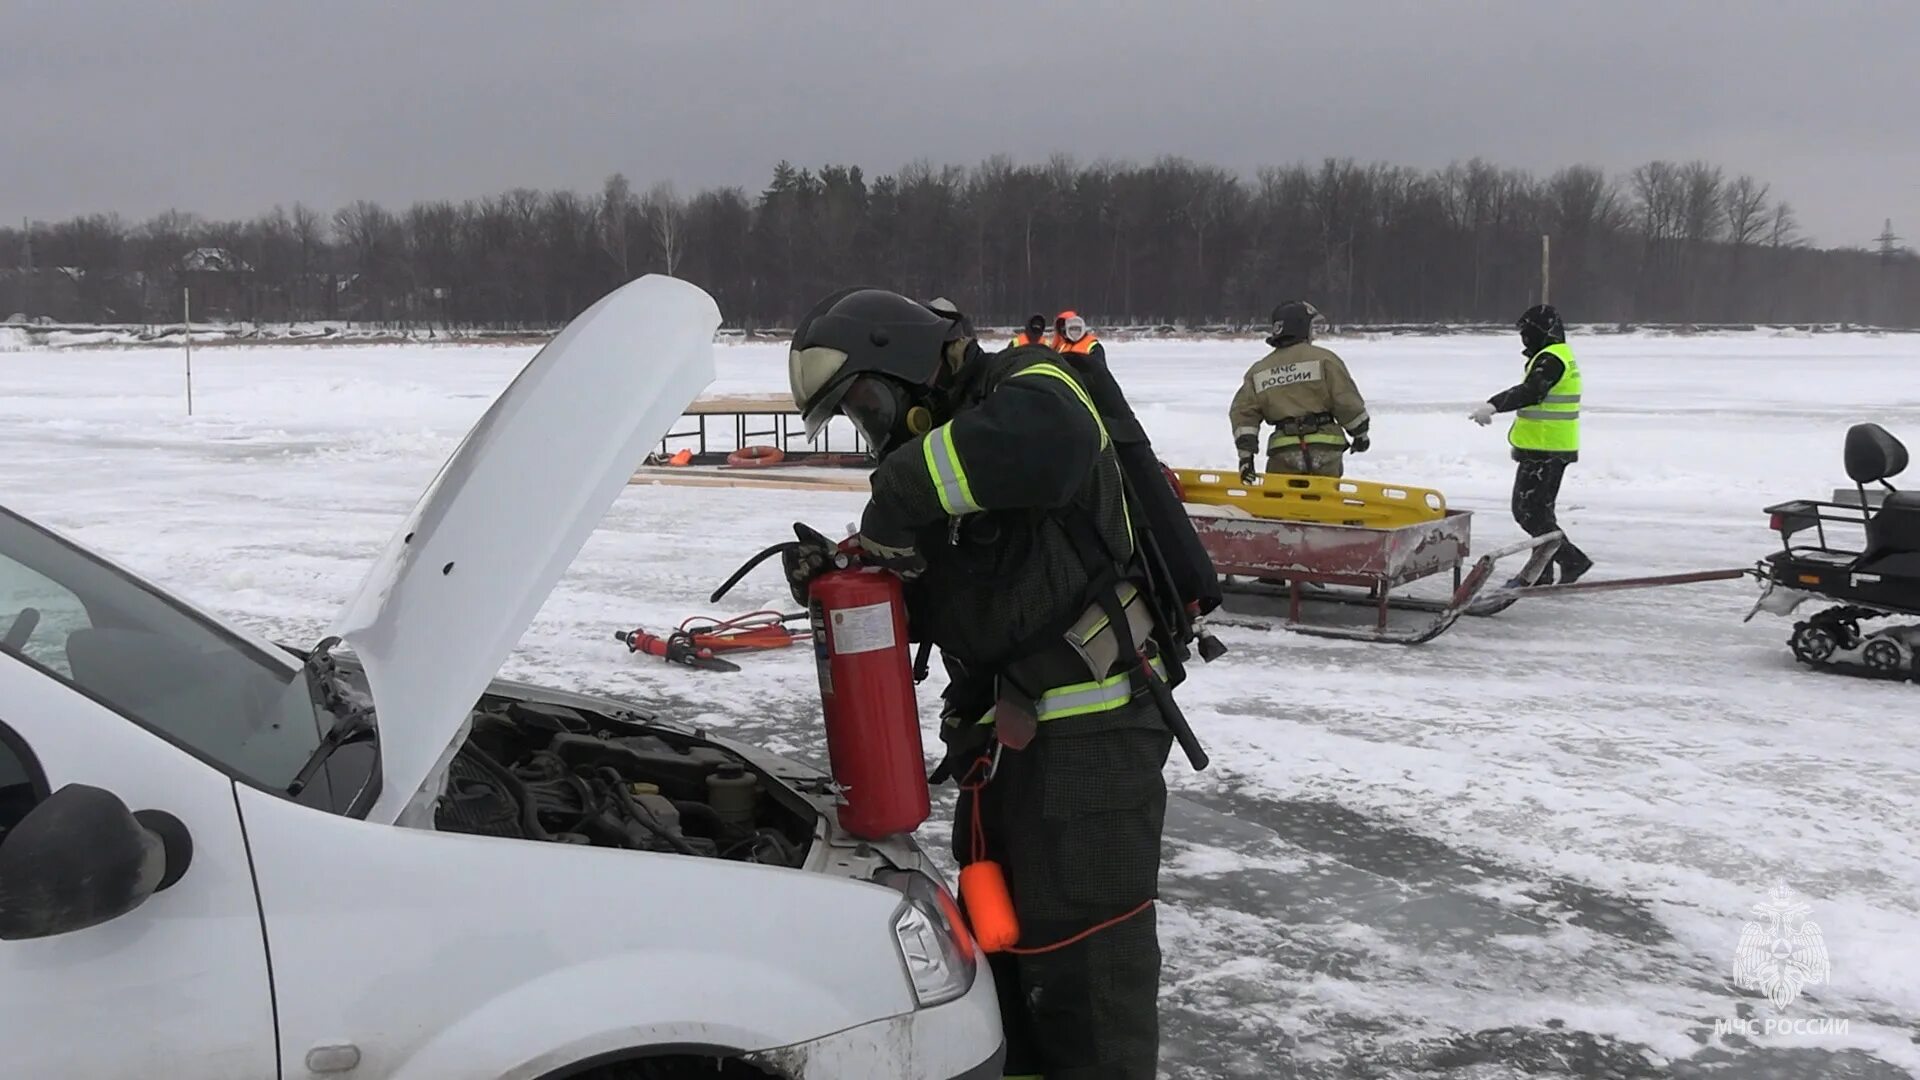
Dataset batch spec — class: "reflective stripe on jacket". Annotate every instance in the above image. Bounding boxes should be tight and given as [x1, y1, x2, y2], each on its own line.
[978, 655, 1169, 725]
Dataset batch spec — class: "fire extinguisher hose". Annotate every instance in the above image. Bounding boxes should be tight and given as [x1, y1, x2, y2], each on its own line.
[957, 755, 1155, 956]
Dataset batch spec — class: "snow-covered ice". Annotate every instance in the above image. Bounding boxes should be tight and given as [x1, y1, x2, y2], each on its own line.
[3, 332, 1917, 1078]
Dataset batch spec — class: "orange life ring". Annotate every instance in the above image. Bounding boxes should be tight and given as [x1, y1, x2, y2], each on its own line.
[726, 444, 786, 468]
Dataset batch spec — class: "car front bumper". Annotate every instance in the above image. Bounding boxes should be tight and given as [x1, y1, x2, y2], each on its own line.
[742, 950, 1004, 1079]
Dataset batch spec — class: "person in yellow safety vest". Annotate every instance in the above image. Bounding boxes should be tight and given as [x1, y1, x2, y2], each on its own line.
[1470, 303, 1593, 585]
[1051, 309, 1103, 362]
[1228, 300, 1370, 482]
[1009, 313, 1050, 349]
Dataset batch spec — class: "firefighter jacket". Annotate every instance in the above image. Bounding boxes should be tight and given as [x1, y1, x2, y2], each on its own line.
[866, 345, 1162, 730]
[1490, 342, 1581, 463]
[1228, 341, 1369, 454]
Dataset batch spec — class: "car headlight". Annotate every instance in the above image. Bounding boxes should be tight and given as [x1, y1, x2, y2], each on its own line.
[879, 869, 977, 1008]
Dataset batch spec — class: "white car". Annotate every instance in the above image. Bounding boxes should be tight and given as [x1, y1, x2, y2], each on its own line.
[0, 276, 1003, 1080]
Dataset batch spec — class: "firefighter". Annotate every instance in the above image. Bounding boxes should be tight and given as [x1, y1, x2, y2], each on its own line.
[1229, 300, 1370, 481]
[1010, 313, 1050, 349]
[1051, 309, 1102, 360]
[1469, 303, 1593, 584]
[785, 287, 1179, 1080]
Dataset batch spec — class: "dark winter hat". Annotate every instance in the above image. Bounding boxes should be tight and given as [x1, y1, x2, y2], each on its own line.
[1516, 304, 1566, 348]
[1025, 313, 1046, 335]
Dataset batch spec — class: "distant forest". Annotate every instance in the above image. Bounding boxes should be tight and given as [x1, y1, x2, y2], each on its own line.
[3, 155, 1915, 330]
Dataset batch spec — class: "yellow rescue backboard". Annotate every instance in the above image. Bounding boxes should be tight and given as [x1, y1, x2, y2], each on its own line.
[1174, 468, 1447, 528]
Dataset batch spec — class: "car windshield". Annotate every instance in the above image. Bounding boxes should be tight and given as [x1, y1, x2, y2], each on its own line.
[0, 507, 330, 791]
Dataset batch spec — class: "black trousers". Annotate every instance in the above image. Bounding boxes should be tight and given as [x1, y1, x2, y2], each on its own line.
[1511, 458, 1589, 572]
[952, 709, 1173, 1080]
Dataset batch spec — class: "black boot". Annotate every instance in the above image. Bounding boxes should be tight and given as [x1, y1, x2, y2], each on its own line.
[1558, 550, 1593, 585]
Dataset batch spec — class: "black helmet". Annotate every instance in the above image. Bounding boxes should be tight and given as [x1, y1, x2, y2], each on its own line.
[1024, 313, 1046, 337]
[1517, 304, 1565, 352]
[789, 287, 962, 450]
[1268, 300, 1324, 346]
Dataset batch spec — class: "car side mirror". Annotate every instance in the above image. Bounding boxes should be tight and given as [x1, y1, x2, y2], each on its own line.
[0, 783, 193, 941]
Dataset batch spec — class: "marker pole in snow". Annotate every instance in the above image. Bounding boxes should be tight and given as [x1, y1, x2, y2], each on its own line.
[183, 287, 194, 416]
[1540, 234, 1551, 305]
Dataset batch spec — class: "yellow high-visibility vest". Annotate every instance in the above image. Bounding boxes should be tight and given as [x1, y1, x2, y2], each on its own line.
[1508, 342, 1581, 452]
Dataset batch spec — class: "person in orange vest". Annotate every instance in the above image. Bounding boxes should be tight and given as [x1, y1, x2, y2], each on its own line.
[1008, 313, 1050, 349]
[1051, 310, 1103, 362]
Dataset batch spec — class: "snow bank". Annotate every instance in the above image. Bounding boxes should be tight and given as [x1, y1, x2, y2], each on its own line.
[42, 330, 124, 349]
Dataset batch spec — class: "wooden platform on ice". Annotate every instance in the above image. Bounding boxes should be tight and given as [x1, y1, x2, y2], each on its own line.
[685, 393, 799, 415]
[659, 393, 868, 459]
[629, 466, 870, 493]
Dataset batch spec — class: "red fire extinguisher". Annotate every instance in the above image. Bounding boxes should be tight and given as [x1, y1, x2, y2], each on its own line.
[808, 565, 929, 839]
[710, 528, 930, 841]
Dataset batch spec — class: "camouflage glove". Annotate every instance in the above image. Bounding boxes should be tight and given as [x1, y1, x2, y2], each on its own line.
[1236, 432, 1260, 484]
[1349, 432, 1371, 454]
[781, 522, 839, 606]
[857, 502, 926, 579]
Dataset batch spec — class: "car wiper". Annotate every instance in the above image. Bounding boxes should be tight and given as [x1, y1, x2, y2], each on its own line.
[287, 636, 376, 797]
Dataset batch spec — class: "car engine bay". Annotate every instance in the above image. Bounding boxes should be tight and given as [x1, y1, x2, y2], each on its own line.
[434, 696, 812, 868]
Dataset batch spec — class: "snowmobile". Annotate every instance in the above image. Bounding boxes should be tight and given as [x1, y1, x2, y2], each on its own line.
[1749, 422, 1920, 680]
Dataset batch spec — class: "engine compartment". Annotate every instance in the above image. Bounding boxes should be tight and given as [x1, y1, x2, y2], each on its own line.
[434, 696, 813, 868]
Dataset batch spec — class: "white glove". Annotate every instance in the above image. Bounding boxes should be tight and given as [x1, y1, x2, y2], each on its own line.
[1469, 402, 1495, 427]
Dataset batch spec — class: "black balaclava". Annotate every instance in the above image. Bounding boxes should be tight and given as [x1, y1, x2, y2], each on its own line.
[1516, 304, 1566, 356]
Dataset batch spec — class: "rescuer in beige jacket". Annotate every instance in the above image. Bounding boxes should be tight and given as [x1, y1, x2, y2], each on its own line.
[1229, 300, 1370, 481]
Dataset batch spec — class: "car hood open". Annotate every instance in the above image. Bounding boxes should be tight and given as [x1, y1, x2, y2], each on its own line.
[330, 275, 721, 823]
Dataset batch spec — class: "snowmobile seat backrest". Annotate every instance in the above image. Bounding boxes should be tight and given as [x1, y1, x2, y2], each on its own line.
[1844, 423, 1908, 485]
[1862, 489, 1920, 566]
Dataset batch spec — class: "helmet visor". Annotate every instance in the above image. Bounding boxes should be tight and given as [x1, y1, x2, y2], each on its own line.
[801, 371, 909, 451]
[838, 375, 908, 454]
[800, 374, 855, 442]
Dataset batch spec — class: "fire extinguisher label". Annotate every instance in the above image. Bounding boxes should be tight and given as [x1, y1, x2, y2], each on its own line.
[829, 601, 898, 656]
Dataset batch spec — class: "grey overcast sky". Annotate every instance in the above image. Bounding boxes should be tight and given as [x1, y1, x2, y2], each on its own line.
[5, 0, 1913, 248]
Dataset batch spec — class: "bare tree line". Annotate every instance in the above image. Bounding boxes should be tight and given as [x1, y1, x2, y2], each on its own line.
[2, 155, 1914, 330]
